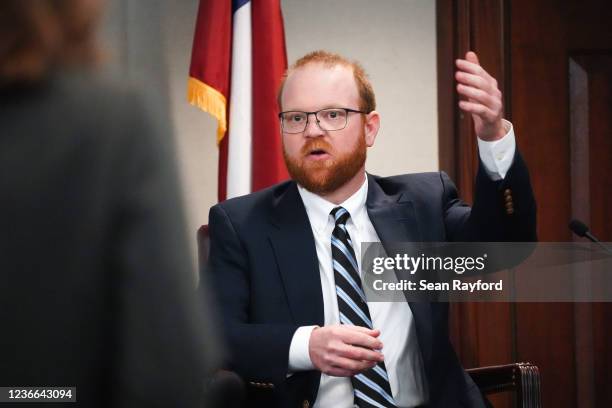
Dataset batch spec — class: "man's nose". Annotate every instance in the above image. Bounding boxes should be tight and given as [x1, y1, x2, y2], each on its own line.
[303, 113, 324, 138]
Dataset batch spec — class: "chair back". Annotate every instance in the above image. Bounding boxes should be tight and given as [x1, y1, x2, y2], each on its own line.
[197, 225, 210, 273]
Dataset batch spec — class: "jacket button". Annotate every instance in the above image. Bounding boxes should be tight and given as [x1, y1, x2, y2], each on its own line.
[302, 400, 310, 408]
[504, 188, 512, 196]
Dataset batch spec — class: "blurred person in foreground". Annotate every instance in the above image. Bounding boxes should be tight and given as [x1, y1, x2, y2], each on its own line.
[0, 1, 219, 406]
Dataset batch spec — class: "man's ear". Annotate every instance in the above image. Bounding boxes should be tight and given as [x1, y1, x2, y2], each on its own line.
[364, 111, 380, 147]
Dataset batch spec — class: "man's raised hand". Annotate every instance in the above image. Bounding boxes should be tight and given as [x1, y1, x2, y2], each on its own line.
[455, 51, 506, 141]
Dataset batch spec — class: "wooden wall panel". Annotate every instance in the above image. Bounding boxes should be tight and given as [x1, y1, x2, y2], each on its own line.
[510, 1, 577, 406]
[586, 72, 612, 408]
[569, 56, 594, 407]
[576, 54, 612, 408]
[584, 56, 612, 241]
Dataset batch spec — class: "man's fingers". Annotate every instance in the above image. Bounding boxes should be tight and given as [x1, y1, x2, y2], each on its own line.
[454, 51, 505, 139]
[466, 51, 479, 65]
[455, 59, 493, 82]
[456, 84, 500, 111]
[339, 344, 385, 362]
[456, 72, 501, 100]
[344, 325, 380, 336]
[455, 59, 483, 75]
[455, 72, 497, 93]
[310, 326, 387, 376]
[455, 71, 487, 89]
[325, 356, 377, 375]
[340, 329, 383, 350]
[458, 100, 496, 121]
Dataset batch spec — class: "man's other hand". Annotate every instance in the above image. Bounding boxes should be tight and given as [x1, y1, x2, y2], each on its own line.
[308, 325, 385, 377]
[456, 51, 505, 141]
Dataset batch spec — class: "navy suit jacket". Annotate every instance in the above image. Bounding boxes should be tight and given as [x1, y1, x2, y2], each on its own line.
[206, 152, 536, 407]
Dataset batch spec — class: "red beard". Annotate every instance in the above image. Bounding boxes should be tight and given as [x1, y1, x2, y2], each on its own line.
[283, 134, 366, 195]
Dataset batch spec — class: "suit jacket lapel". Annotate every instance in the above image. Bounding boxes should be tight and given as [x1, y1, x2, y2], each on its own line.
[365, 174, 422, 244]
[365, 174, 433, 373]
[268, 183, 325, 327]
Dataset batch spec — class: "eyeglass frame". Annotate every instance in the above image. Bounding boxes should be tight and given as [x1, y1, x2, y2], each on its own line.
[278, 107, 367, 134]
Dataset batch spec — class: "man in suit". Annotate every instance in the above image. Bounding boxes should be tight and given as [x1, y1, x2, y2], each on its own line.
[206, 50, 536, 407]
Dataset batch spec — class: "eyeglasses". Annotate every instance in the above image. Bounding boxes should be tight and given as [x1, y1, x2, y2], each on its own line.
[278, 108, 366, 134]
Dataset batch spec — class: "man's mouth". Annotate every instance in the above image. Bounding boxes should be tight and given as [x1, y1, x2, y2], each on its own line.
[306, 148, 330, 160]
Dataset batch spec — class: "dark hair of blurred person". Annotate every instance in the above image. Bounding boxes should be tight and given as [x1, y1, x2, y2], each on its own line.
[0, 1, 219, 407]
[0, 0, 103, 86]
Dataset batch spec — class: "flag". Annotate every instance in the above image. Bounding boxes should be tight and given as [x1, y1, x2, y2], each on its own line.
[187, 0, 289, 201]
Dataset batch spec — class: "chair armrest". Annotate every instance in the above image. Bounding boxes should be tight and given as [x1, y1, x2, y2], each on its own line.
[466, 362, 541, 408]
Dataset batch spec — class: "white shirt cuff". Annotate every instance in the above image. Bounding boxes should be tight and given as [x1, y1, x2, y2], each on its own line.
[477, 119, 516, 180]
[288, 325, 317, 372]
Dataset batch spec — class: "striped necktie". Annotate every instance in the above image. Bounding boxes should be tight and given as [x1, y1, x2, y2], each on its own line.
[330, 206, 397, 408]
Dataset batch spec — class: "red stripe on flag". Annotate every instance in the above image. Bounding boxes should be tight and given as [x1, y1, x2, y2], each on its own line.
[189, 0, 232, 97]
[251, 0, 289, 192]
[218, 133, 228, 202]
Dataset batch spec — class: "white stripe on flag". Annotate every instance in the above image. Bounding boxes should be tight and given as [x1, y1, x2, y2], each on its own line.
[227, 1, 252, 198]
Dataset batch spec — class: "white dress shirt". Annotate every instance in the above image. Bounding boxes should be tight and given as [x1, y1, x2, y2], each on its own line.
[288, 122, 516, 407]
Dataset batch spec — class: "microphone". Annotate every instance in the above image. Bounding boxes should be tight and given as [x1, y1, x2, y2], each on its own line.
[569, 219, 597, 242]
[569, 219, 612, 255]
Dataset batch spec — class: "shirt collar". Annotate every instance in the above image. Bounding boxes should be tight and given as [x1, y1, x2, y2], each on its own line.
[297, 173, 369, 234]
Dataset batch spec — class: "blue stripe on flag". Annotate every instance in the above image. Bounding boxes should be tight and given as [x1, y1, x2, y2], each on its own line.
[232, 0, 250, 13]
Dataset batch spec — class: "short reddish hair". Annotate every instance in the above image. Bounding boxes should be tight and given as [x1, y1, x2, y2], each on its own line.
[277, 50, 376, 113]
[0, 0, 103, 86]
